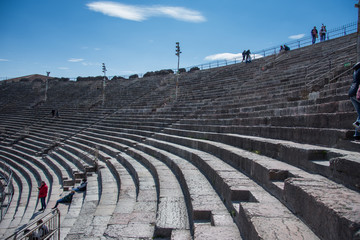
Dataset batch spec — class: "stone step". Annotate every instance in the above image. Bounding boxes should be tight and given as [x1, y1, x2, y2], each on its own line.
[0, 153, 37, 237]
[150, 132, 360, 240]
[59, 189, 86, 240]
[134, 142, 242, 239]
[162, 128, 360, 191]
[55, 146, 89, 172]
[65, 172, 99, 239]
[171, 123, 358, 152]
[42, 155, 71, 185]
[145, 136, 318, 240]
[48, 151, 78, 179]
[0, 147, 64, 227]
[76, 127, 242, 236]
[73, 131, 190, 238]
[0, 167, 22, 238]
[104, 155, 157, 239]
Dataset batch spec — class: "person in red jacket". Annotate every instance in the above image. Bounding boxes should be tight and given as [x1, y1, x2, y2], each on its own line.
[38, 181, 48, 211]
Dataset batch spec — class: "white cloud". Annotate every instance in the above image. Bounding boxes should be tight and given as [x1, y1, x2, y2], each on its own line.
[81, 62, 101, 67]
[154, 6, 206, 22]
[87, 2, 206, 23]
[251, 54, 264, 59]
[68, 58, 84, 62]
[0, 59, 9, 62]
[289, 34, 305, 40]
[204, 53, 243, 61]
[205, 52, 264, 62]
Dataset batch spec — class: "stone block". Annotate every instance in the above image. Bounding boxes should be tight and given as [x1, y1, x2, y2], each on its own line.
[194, 225, 241, 240]
[171, 229, 192, 240]
[231, 190, 258, 203]
[284, 177, 360, 240]
[104, 223, 154, 239]
[63, 179, 74, 186]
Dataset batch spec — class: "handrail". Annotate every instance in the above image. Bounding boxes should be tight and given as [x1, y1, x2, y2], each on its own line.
[76, 145, 99, 172]
[155, 21, 356, 75]
[190, 22, 357, 72]
[306, 63, 354, 91]
[0, 22, 357, 82]
[304, 42, 357, 80]
[6, 208, 61, 240]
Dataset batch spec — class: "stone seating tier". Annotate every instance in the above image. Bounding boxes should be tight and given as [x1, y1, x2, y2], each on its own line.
[0, 33, 359, 239]
[0, 148, 64, 238]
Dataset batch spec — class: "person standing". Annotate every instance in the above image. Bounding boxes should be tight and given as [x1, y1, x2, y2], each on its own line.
[38, 181, 48, 211]
[320, 24, 327, 42]
[311, 26, 318, 44]
[349, 62, 360, 140]
[245, 49, 251, 63]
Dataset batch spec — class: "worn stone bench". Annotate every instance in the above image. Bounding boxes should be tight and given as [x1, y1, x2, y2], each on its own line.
[72, 131, 190, 238]
[65, 172, 99, 239]
[151, 132, 360, 240]
[162, 128, 360, 190]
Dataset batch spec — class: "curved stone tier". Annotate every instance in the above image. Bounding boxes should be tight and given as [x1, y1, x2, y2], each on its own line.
[0, 33, 359, 240]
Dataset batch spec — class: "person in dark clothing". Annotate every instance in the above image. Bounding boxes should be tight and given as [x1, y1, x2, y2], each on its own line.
[72, 178, 87, 192]
[24, 229, 39, 240]
[52, 191, 75, 209]
[242, 50, 246, 62]
[37, 219, 49, 238]
[245, 49, 251, 63]
[320, 24, 327, 42]
[349, 62, 360, 140]
[311, 26, 318, 44]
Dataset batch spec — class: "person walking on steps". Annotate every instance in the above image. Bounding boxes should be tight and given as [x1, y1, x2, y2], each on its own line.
[311, 26, 318, 44]
[245, 49, 251, 63]
[349, 62, 360, 140]
[38, 181, 48, 211]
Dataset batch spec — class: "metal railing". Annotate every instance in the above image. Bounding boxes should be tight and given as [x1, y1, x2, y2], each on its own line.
[0, 22, 357, 81]
[6, 208, 61, 240]
[304, 42, 357, 86]
[0, 161, 14, 222]
[76, 145, 99, 172]
[190, 22, 357, 71]
[106, 21, 357, 78]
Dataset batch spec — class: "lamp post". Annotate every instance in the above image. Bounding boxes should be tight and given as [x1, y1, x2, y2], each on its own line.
[102, 63, 107, 107]
[175, 42, 181, 100]
[45, 71, 50, 102]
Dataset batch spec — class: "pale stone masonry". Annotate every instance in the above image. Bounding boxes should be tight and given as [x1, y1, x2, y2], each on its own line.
[0, 33, 359, 240]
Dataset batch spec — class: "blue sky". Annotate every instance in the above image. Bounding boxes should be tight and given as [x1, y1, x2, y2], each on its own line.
[0, 0, 357, 79]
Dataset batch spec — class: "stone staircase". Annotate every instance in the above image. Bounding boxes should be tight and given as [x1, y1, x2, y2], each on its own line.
[0, 33, 359, 240]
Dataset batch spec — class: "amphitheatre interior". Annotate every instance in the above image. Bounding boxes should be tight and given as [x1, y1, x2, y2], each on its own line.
[0, 33, 359, 240]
